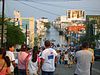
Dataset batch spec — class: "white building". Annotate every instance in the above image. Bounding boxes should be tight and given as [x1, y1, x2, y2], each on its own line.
[19, 17, 34, 48]
[14, 10, 21, 26]
[66, 9, 86, 21]
[14, 10, 35, 48]
[54, 16, 69, 31]
[36, 17, 49, 46]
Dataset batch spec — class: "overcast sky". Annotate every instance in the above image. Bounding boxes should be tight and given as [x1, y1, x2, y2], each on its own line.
[0, 0, 100, 20]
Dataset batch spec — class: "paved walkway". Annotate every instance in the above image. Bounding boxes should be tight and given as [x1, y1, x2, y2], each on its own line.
[54, 64, 75, 75]
[54, 62, 100, 75]
[41, 25, 67, 46]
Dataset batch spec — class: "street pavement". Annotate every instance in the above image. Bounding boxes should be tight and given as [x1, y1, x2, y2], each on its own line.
[92, 60, 100, 75]
[54, 60, 100, 75]
[41, 25, 100, 75]
[55, 64, 75, 75]
[41, 25, 66, 46]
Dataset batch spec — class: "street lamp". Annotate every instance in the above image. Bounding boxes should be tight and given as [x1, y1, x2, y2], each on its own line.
[1, 0, 5, 47]
[25, 24, 27, 45]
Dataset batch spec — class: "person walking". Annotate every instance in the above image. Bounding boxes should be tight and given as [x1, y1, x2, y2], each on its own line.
[88, 44, 94, 75]
[18, 44, 28, 75]
[6, 45, 16, 75]
[74, 42, 93, 75]
[0, 47, 11, 75]
[27, 46, 40, 75]
[64, 51, 70, 67]
[41, 40, 57, 75]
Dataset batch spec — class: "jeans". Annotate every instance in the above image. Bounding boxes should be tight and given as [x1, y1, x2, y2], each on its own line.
[42, 71, 54, 75]
[90, 63, 92, 75]
[19, 69, 26, 75]
[14, 66, 19, 75]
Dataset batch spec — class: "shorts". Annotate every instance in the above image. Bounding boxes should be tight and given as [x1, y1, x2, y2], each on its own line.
[64, 60, 68, 64]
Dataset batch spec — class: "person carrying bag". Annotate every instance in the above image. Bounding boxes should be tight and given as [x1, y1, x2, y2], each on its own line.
[0, 48, 11, 75]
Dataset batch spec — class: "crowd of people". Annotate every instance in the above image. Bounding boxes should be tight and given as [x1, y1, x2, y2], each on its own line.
[0, 40, 94, 75]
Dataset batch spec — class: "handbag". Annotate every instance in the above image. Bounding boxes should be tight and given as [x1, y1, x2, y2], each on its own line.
[0, 62, 5, 72]
[6, 67, 11, 75]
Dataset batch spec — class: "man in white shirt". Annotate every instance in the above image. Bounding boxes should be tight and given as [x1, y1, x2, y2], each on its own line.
[41, 40, 57, 75]
[74, 42, 93, 75]
[6, 45, 16, 75]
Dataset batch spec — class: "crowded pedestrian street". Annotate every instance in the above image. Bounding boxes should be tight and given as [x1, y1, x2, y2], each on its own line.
[41, 25, 66, 46]
[0, 0, 100, 75]
[42, 24, 100, 75]
[54, 60, 100, 75]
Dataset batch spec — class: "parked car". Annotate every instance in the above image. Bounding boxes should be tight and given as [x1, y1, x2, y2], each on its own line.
[94, 49, 100, 60]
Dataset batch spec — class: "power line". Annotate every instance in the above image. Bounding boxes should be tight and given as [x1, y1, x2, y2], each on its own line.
[30, 0, 66, 8]
[13, 0, 70, 9]
[14, 0, 100, 12]
[18, 1, 61, 16]
[9, 0, 100, 15]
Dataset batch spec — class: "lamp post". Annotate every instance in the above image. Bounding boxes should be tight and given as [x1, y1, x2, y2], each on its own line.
[25, 24, 27, 45]
[1, 0, 5, 47]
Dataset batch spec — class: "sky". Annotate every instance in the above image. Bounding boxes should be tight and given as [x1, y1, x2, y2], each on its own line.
[0, 0, 100, 21]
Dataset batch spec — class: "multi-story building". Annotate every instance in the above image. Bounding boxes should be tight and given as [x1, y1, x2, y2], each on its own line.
[67, 10, 85, 21]
[54, 10, 86, 45]
[19, 17, 34, 48]
[14, 10, 34, 48]
[54, 16, 69, 31]
[36, 17, 49, 46]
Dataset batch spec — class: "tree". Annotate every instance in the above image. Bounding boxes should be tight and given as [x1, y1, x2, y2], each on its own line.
[79, 20, 97, 48]
[7, 25, 26, 46]
[95, 33, 100, 40]
[34, 37, 38, 46]
[0, 15, 26, 46]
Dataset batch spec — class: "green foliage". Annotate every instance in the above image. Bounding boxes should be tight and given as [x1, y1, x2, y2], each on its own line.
[95, 33, 100, 40]
[79, 35, 95, 48]
[79, 20, 98, 48]
[0, 15, 26, 45]
[86, 21, 92, 36]
[7, 25, 26, 45]
[80, 35, 95, 43]
[0, 15, 24, 46]
[34, 37, 38, 46]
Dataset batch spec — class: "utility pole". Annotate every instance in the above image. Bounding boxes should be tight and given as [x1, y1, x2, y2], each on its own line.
[1, 0, 5, 47]
[26, 24, 27, 45]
